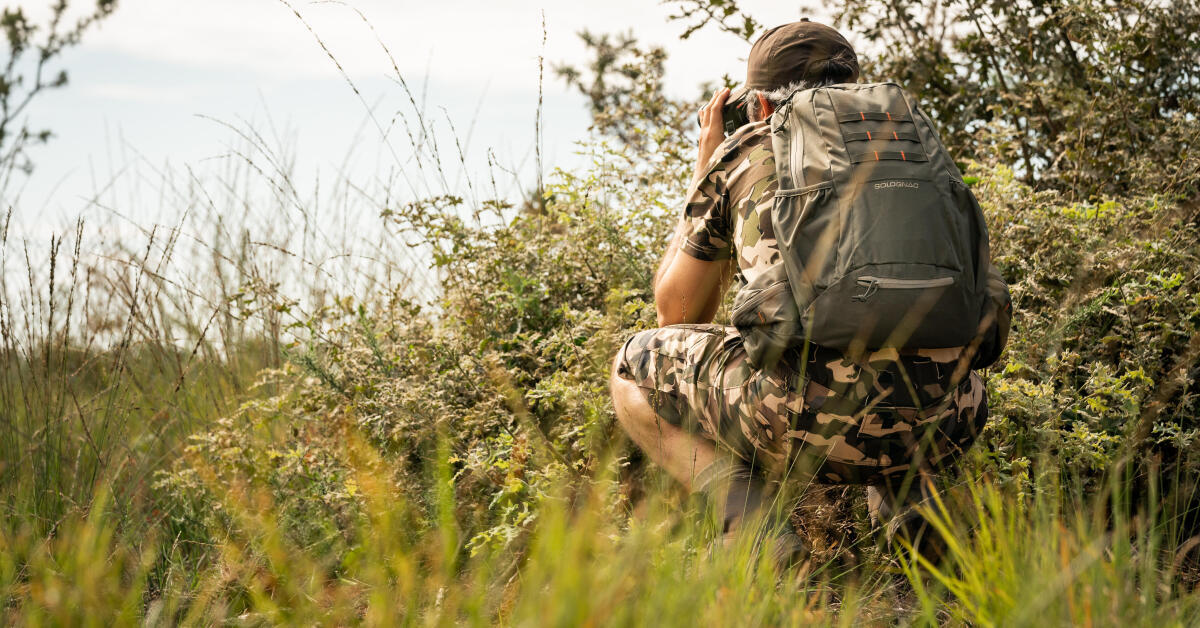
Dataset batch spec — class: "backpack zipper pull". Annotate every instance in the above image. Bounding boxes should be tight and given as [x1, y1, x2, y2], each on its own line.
[853, 277, 880, 301]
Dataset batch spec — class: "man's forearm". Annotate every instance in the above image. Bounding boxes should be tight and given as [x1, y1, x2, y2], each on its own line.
[653, 220, 688, 291]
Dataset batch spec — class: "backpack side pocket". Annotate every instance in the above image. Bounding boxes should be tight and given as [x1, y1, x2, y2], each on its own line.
[732, 264, 802, 369]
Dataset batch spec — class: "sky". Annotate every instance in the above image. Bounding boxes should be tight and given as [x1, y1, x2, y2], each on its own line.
[5, 0, 833, 239]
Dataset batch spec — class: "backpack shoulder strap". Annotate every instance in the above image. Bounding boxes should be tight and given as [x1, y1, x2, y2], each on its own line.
[769, 85, 838, 193]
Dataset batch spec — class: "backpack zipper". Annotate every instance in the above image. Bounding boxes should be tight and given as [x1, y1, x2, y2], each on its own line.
[852, 276, 954, 301]
[736, 280, 789, 313]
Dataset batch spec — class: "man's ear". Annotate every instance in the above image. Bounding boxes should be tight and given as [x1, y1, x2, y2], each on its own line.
[757, 92, 775, 119]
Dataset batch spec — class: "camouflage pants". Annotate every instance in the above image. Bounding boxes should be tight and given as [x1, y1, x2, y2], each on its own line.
[616, 324, 988, 485]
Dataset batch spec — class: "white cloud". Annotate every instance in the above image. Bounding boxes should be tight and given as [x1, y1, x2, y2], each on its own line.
[57, 0, 823, 94]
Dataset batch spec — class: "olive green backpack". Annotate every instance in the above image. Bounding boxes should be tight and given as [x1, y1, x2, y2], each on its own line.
[732, 82, 1010, 369]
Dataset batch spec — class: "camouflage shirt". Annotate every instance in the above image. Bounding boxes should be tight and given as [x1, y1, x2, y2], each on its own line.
[679, 120, 781, 288]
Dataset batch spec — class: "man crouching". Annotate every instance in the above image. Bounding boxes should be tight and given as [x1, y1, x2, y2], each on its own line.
[609, 20, 1004, 566]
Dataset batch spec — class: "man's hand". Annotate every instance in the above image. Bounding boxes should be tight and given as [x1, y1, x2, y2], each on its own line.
[695, 87, 730, 182]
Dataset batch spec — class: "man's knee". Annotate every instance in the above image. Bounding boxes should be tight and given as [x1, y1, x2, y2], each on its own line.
[609, 334, 660, 432]
[611, 329, 650, 386]
[609, 336, 637, 401]
[610, 343, 628, 383]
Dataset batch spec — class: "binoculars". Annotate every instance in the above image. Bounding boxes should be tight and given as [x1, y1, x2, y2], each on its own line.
[698, 84, 752, 136]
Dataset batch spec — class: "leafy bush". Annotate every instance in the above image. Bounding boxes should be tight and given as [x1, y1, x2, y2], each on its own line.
[975, 165, 1199, 492]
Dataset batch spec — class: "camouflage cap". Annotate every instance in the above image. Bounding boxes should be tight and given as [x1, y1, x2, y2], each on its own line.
[746, 19, 858, 91]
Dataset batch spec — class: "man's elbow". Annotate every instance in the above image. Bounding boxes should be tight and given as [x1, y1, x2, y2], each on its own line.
[654, 257, 723, 326]
[653, 285, 684, 327]
[655, 291, 704, 327]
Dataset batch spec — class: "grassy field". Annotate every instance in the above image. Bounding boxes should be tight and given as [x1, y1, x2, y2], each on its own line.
[1, 144, 1198, 624]
[2, 2, 1200, 624]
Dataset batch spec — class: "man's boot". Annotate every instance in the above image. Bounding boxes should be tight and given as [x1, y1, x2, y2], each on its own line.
[866, 475, 948, 566]
[695, 457, 805, 569]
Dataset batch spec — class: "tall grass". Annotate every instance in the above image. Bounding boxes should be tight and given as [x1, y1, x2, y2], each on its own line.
[902, 470, 1200, 625]
[3, 164, 1198, 624]
[3, 430, 1197, 624]
[0, 208, 270, 536]
[1, 4, 1198, 625]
